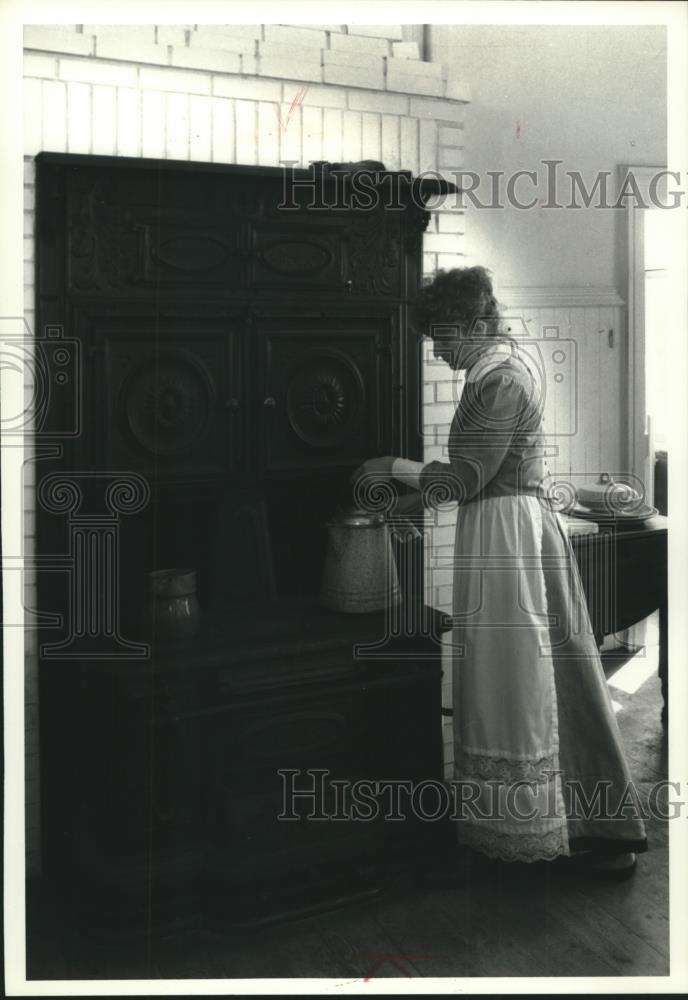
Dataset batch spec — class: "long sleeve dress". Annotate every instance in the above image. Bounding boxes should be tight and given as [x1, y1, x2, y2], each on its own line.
[418, 342, 648, 863]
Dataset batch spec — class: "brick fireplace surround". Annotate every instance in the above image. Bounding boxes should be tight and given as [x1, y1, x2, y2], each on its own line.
[22, 22, 471, 875]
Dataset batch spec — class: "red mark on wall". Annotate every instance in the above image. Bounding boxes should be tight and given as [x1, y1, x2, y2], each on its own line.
[354, 952, 440, 980]
[277, 86, 308, 132]
[516, 122, 522, 139]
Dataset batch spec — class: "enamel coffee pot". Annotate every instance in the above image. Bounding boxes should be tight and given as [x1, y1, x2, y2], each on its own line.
[320, 503, 401, 614]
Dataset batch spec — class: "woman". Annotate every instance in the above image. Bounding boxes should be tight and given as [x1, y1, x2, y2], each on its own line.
[352, 266, 647, 877]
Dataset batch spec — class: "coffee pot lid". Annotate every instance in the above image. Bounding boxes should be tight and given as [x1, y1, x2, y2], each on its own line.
[328, 503, 386, 528]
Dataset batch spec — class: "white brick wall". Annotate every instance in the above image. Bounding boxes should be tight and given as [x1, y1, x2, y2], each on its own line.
[96, 37, 169, 66]
[437, 213, 465, 234]
[171, 46, 242, 76]
[347, 89, 409, 115]
[322, 49, 385, 72]
[289, 83, 346, 109]
[213, 75, 282, 101]
[324, 62, 384, 91]
[346, 24, 404, 40]
[59, 56, 138, 86]
[81, 24, 158, 43]
[262, 24, 328, 49]
[191, 24, 263, 40]
[410, 96, 468, 123]
[189, 29, 257, 55]
[24, 25, 94, 56]
[387, 71, 444, 99]
[387, 56, 443, 78]
[22, 155, 41, 874]
[392, 41, 421, 59]
[139, 66, 211, 94]
[423, 233, 464, 254]
[329, 32, 390, 56]
[22, 23, 471, 868]
[24, 24, 472, 101]
[156, 26, 190, 48]
[261, 55, 323, 85]
[419, 118, 437, 173]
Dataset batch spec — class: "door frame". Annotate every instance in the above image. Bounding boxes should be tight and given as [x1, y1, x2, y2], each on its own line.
[624, 164, 666, 504]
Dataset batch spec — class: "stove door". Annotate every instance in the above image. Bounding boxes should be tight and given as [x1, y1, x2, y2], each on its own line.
[75, 304, 246, 480]
[257, 309, 398, 476]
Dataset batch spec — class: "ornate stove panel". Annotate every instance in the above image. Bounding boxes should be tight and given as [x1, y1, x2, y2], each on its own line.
[249, 221, 349, 292]
[66, 168, 245, 294]
[258, 316, 395, 473]
[134, 221, 243, 288]
[83, 318, 244, 478]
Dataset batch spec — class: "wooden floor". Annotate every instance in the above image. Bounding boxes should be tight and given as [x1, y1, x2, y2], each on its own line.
[26, 628, 669, 982]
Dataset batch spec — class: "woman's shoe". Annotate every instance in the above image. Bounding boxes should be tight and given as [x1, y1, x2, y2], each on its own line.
[574, 850, 638, 882]
[591, 851, 638, 881]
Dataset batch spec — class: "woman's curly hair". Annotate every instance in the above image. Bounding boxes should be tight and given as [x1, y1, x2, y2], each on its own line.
[412, 266, 503, 341]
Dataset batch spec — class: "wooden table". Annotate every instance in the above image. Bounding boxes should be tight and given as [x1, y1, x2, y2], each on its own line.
[569, 515, 668, 723]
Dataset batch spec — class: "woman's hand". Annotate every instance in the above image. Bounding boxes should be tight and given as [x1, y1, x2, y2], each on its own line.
[350, 456, 396, 486]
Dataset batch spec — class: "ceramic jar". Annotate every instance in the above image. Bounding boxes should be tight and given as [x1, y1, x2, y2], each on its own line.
[144, 568, 200, 639]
